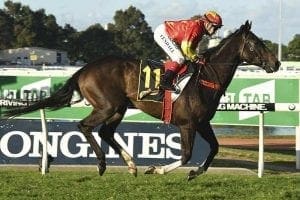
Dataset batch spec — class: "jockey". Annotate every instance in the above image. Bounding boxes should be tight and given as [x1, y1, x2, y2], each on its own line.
[154, 10, 223, 92]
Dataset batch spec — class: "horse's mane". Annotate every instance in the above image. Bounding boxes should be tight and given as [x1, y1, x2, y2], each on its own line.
[202, 28, 241, 59]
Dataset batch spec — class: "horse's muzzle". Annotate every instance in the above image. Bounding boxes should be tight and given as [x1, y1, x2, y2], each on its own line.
[266, 61, 281, 73]
[275, 61, 281, 69]
[273, 60, 281, 72]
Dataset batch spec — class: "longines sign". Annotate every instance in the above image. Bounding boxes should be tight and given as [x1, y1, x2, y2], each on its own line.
[0, 120, 209, 165]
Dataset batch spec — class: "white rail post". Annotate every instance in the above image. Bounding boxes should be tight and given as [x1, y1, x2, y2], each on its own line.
[258, 111, 264, 178]
[40, 109, 48, 175]
[296, 126, 300, 169]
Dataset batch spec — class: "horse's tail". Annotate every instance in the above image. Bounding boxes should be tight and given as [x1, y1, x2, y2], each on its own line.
[2, 68, 83, 118]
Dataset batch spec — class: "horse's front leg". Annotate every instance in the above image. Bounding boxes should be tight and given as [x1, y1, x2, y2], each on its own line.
[145, 124, 196, 175]
[187, 121, 219, 181]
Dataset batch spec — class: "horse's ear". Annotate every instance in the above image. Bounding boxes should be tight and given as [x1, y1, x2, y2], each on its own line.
[239, 20, 252, 34]
[245, 20, 252, 31]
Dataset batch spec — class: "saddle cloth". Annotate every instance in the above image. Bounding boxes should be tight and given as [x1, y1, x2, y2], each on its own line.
[137, 59, 193, 102]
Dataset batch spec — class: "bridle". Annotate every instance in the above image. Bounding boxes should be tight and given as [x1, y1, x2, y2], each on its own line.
[239, 33, 266, 68]
[196, 30, 268, 96]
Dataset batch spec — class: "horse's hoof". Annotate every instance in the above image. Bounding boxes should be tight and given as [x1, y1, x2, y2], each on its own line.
[187, 170, 197, 181]
[128, 166, 138, 177]
[144, 166, 156, 174]
[97, 162, 106, 176]
[187, 167, 205, 181]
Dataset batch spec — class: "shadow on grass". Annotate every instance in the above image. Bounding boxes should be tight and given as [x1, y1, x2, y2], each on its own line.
[221, 145, 295, 156]
[211, 158, 299, 173]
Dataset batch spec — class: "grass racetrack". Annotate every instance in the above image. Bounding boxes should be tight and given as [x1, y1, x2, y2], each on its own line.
[0, 136, 299, 200]
[0, 167, 299, 200]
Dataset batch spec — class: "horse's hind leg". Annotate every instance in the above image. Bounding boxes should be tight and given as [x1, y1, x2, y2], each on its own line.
[99, 107, 137, 176]
[145, 124, 196, 175]
[78, 109, 114, 176]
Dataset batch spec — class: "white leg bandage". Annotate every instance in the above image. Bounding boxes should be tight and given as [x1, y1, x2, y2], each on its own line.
[156, 160, 182, 174]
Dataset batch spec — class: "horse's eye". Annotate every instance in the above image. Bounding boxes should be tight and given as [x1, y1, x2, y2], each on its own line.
[248, 42, 255, 51]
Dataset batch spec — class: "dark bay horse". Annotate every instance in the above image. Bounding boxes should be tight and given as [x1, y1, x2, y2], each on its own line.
[2, 21, 280, 180]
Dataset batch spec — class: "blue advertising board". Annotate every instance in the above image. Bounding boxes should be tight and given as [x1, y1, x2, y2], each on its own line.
[0, 120, 209, 165]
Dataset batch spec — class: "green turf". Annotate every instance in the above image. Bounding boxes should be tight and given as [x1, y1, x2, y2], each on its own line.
[0, 168, 298, 200]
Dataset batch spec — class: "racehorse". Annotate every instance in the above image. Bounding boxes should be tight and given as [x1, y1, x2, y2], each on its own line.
[2, 21, 280, 180]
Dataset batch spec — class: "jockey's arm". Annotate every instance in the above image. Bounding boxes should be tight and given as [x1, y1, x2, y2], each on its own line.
[181, 41, 198, 61]
[180, 26, 200, 62]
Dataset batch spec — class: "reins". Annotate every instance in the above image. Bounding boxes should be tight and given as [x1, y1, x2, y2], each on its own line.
[196, 31, 249, 95]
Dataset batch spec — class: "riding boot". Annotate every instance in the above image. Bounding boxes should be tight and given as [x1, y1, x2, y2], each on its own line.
[160, 70, 177, 92]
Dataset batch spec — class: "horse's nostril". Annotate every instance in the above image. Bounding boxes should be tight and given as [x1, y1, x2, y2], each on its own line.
[275, 61, 281, 68]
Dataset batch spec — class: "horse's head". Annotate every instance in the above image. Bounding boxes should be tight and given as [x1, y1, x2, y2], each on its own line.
[238, 21, 280, 73]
